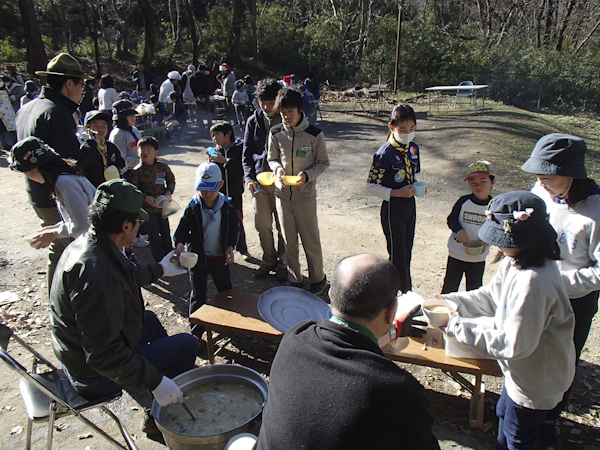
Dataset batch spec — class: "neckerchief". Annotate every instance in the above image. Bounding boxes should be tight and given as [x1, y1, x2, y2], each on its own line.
[388, 135, 414, 184]
[193, 192, 225, 222]
[97, 139, 107, 167]
[330, 315, 379, 346]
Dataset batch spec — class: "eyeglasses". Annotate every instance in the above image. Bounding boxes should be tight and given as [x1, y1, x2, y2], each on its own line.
[136, 219, 145, 226]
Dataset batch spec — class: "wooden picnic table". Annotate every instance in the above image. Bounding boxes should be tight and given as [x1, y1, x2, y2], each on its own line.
[189, 289, 502, 428]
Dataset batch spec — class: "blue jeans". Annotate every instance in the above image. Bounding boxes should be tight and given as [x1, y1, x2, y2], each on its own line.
[496, 388, 549, 450]
[66, 311, 198, 399]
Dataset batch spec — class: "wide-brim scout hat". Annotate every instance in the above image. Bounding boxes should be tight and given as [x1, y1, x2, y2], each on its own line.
[112, 99, 136, 121]
[95, 179, 149, 221]
[521, 133, 587, 179]
[195, 162, 222, 192]
[464, 160, 495, 181]
[35, 53, 86, 78]
[9, 137, 59, 173]
[478, 191, 557, 249]
[84, 110, 112, 127]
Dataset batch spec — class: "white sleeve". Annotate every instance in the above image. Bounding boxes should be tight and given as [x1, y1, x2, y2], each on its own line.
[365, 182, 391, 201]
[561, 227, 600, 296]
[447, 266, 551, 360]
[53, 177, 92, 238]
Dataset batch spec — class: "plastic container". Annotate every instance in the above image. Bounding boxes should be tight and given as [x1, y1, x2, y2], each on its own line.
[282, 176, 302, 186]
[256, 172, 275, 186]
[414, 181, 426, 197]
[464, 240, 484, 255]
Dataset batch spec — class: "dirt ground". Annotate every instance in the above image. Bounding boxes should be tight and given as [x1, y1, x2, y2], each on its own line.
[0, 106, 598, 450]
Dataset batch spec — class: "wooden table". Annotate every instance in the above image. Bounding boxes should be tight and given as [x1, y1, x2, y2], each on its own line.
[189, 290, 283, 364]
[425, 85, 489, 115]
[189, 290, 501, 428]
[383, 331, 502, 429]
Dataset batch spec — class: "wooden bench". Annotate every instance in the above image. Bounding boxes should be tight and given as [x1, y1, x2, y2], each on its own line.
[189, 289, 502, 428]
[140, 126, 167, 143]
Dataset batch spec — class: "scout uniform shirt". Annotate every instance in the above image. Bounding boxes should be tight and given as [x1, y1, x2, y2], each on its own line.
[368, 136, 420, 190]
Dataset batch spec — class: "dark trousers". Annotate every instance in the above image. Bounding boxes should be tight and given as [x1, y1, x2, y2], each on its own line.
[496, 388, 549, 450]
[66, 311, 198, 399]
[146, 213, 173, 262]
[441, 256, 486, 294]
[33, 206, 71, 295]
[230, 195, 247, 254]
[381, 197, 416, 293]
[546, 289, 599, 421]
[189, 257, 232, 336]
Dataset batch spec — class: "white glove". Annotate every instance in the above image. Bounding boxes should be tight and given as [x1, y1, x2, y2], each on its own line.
[159, 250, 187, 277]
[152, 376, 184, 407]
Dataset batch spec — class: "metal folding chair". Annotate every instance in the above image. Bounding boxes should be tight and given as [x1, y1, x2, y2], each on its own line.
[455, 80, 474, 107]
[0, 323, 138, 450]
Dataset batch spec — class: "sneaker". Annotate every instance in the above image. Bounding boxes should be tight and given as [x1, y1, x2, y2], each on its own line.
[139, 234, 149, 240]
[254, 265, 275, 279]
[308, 276, 328, 295]
[286, 279, 304, 289]
[276, 267, 289, 281]
[539, 420, 562, 450]
[141, 409, 161, 435]
[132, 236, 150, 247]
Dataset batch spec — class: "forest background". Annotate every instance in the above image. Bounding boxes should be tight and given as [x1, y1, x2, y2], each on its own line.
[2, 0, 600, 114]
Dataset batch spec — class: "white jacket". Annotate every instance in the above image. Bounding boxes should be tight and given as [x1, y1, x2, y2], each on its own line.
[445, 257, 575, 410]
[533, 183, 600, 299]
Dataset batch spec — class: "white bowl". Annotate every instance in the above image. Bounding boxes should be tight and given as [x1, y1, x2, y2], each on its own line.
[421, 298, 457, 328]
[464, 240, 483, 255]
[179, 252, 198, 268]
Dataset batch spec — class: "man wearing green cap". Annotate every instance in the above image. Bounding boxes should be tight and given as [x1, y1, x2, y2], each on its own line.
[16, 53, 96, 292]
[50, 179, 199, 433]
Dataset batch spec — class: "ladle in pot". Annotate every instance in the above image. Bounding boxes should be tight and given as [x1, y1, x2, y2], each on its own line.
[181, 401, 196, 421]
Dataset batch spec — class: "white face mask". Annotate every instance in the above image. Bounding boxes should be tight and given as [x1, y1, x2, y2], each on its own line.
[394, 132, 415, 145]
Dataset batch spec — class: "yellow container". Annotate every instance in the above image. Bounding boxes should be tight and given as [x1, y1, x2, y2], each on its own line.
[256, 172, 275, 186]
[282, 176, 302, 186]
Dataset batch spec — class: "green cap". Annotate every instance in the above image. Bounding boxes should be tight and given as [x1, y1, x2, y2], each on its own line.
[95, 179, 149, 221]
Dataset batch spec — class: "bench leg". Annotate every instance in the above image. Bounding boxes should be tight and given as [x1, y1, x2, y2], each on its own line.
[206, 327, 215, 364]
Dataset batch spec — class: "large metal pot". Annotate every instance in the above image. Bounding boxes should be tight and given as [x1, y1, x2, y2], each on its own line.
[152, 365, 268, 450]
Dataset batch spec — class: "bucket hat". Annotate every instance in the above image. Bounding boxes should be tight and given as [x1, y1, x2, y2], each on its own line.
[464, 160, 495, 181]
[195, 162, 222, 192]
[35, 53, 86, 78]
[95, 179, 149, 221]
[9, 137, 59, 173]
[521, 133, 587, 179]
[112, 99, 136, 121]
[478, 191, 557, 249]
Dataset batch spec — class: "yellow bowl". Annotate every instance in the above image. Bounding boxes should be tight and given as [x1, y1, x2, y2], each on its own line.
[256, 172, 275, 186]
[282, 176, 302, 186]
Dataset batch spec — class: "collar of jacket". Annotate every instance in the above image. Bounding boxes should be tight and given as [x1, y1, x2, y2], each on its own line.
[38, 86, 79, 114]
[281, 112, 309, 133]
[91, 225, 134, 270]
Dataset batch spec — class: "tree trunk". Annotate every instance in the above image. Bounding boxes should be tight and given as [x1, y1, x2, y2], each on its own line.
[249, 0, 258, 58]
[574, 16, 600, 55]
[543, 0, 553, 46]
[82, 0, 102, 78]
[555, 0, 577, 51]
[18, 0, 48, 74]
[50, 0, 72, 53]
[184, 0, 200, 65]
[137, 0, 156, 67]
[97, 3, 113, 60]
[227, 0, 244, 63]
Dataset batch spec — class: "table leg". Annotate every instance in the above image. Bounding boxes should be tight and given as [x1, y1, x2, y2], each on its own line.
[428, 91, 431, 115]
[206, 327, 215, 364]
[469, 375, 485, 429]
[474, 90, 478, 115]
[437, 91, 440, 113]
[483, 90, 486, 113]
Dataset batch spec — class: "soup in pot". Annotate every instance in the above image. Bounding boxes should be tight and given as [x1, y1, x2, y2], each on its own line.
[425, 305, 451, 314]
[159, 382, 263, 436]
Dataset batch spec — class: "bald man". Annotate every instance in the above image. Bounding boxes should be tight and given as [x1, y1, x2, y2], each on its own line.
[256, 254, 439, 450]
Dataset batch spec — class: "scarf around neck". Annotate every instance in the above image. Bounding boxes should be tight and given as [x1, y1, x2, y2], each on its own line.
[388, 135, 415, 184]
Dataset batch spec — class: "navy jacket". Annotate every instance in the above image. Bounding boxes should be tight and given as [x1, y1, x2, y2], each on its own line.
[173, 197, 240, 267]
[242, 109, 281, 184]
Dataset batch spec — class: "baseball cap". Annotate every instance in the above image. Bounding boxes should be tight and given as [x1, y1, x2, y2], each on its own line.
[9, 137, 59, 173]
[95, 179, 149, 221]
[465, 160, 495, 181]
[195, 162, 222, 192]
